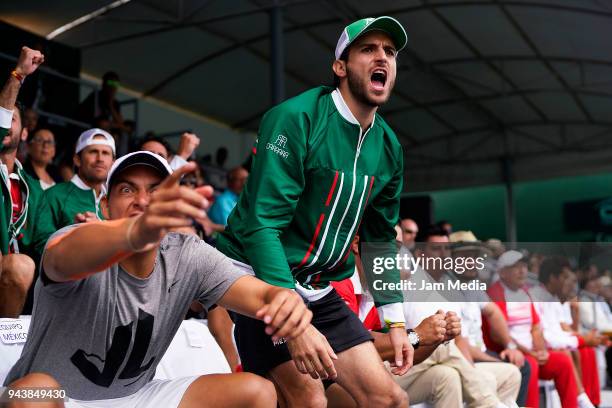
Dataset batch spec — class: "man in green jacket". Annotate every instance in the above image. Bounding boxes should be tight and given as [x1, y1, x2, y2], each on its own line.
[0, 46, 45, 317]
[33, 128, 115, 257]
[217, 16, 411, 407]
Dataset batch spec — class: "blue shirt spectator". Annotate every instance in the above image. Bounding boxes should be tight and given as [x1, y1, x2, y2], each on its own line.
[208, 166, 248, 226]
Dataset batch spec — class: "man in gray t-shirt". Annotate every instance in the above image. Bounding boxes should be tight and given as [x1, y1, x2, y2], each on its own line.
[4, 152, 321, 408]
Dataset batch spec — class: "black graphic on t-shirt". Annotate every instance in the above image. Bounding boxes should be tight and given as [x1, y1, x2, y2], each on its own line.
[71, 309, 156, 387]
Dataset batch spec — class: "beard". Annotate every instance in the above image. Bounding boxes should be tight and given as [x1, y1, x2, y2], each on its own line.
[80, 168, 107, 184]
[1, 131, 21, 154]
[346, 66, 394, 108]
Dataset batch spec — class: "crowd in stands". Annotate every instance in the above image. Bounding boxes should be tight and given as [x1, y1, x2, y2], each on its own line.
[2, 44, 612, 408]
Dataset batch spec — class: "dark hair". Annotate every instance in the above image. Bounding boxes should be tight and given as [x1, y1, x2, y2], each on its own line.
[102, 71, 119, 83]
[417, 225, 448, 242]
[137, 135, 172, 156]
[539, 256, 571, 284]
[26, 127, 53, 143]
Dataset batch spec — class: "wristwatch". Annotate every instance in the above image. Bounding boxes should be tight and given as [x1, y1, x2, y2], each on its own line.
[407, 329, 420, 349]
[507, 341, 518, 350]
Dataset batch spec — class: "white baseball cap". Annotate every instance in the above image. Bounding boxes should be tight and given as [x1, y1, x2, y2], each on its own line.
[497, 250, 526, 270]
[106, 151, 172, 192]
[75, 128, 116, 155]
[335, 16, 408, 60]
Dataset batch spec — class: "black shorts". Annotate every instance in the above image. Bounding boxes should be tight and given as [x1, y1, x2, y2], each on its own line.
[233, 288, 373, 377]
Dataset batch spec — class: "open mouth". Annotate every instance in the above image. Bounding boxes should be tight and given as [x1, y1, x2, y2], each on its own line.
[371, 69, 387, 91]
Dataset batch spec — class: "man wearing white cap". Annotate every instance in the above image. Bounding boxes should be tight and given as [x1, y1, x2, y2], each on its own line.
[32, 128, 115, 257]
[486, 250, 581, 408]
[4, 153, 316, 407]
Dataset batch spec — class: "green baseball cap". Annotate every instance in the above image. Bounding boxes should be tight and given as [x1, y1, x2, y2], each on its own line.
[334, 16, 407, 60]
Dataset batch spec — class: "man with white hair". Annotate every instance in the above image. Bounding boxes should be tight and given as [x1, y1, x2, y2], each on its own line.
[486, 250, 583, 408]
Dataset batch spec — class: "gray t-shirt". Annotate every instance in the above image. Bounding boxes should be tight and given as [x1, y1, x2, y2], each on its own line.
[5, 227, 246, 400]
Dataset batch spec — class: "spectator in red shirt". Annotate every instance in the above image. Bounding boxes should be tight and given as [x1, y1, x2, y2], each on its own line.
[486, 250, 581, 408]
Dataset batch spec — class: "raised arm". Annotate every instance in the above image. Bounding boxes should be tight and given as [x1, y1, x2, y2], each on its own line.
[0, 47, 44, 136]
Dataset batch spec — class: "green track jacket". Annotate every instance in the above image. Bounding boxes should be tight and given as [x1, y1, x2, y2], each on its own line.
[32, 175, 105, 257]
[217, 86, 404, 308]
[0, 111, 42, 255]
[0, 158, 43, 255]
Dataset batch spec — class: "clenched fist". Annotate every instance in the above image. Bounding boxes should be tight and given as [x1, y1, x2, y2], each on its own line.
[177, 132, 200, 160]
[15, 46, 45, 77]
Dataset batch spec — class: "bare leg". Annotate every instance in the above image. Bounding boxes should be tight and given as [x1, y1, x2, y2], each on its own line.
[178, 373, 276, 408]
[332, 341, 408, 408]
[0, 254, 35, 318]
[326, 383, 357, 408]
[268, 360, 327, 408]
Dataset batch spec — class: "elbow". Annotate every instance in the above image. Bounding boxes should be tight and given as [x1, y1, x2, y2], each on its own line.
[42, 251, 61, 281]
[42, 249, 70, 282]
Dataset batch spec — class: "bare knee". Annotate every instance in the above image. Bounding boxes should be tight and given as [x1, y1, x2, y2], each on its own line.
[7, 373, 64, 407]
[239, 373, 276, 408]
[9, 372, 61, 389]
[284, 391, 327, 408]
[1, 254, 35, 293]
[366, 382, 407, 408]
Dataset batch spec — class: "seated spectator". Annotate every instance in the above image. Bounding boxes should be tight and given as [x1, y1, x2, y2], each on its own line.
[436, 219, 452, 235]
[399, 217, 418, 251]
[486, 250, 583, 408]
[329, 235, 462, 408]
[209, 166, 249, 226]
[139, 132, 200, 171]
[578, 273, 612, 388]
[3, 152, 317, 407]
[23, 128, 62, 190]
[579, 274, 612, 332]
[526, 253, 544, 287]
[0, 46, 45, 317]
[451, 232, 529, 407]
[32, 128, 115, 257]
[529, 257, 601, 407]
[402, 225, 518, 408]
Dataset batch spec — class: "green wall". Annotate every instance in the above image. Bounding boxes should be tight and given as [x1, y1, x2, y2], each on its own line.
[408, 172, 612, 242]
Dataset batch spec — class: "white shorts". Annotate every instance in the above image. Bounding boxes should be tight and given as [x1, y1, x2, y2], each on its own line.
[65, 376, 198, 408]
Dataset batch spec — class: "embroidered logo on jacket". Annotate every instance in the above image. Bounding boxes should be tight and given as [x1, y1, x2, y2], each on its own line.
[266, 134, 289, 159]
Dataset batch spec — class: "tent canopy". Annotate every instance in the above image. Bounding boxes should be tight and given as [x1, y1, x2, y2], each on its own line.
[3, 0, 612, 191]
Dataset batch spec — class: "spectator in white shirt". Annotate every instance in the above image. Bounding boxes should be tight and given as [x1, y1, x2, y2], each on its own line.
[530, 257, 602, 408]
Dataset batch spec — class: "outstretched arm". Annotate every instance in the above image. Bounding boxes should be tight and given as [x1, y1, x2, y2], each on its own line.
[43, 163, 210, 281]
[217, 275, 311, 342]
